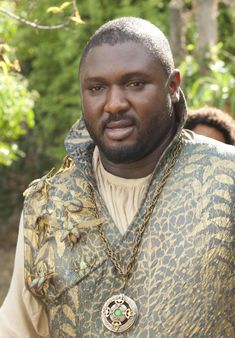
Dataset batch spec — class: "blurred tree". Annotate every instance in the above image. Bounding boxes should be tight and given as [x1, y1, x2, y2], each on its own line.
[179, 0, 235, 113]
[0, 1, 35, 166]
[180, 43, 235, 111]
[193, 0, 218, 54]
[169, 0, 186, 66]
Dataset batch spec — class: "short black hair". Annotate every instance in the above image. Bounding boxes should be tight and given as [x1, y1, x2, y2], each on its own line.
[79, 17, 174, 77]
[185, 106, 235, 145]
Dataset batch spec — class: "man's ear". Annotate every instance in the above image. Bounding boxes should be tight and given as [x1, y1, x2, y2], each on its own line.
[168, 70, 181, 103]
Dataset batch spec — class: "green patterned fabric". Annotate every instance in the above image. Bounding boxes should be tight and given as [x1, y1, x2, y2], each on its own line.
[23, 96, 235, 337]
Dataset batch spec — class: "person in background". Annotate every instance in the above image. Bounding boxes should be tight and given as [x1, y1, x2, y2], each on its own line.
[185, 106, 235, 145]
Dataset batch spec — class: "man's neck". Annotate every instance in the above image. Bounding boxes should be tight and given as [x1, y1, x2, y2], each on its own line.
[99, 123, 177, 179]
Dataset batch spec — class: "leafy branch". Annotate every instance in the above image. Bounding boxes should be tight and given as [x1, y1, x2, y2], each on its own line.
[0, 7, 70, 30]
[0, 1, 84, 31]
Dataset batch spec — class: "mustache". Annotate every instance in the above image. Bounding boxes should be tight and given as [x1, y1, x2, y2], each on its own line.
[102, 114, 136, 129]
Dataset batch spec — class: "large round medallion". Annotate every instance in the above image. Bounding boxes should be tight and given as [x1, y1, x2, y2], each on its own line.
[101, 294, 138, 333]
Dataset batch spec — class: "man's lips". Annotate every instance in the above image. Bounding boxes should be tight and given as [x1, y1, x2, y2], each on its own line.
[104, 120, 135, 141]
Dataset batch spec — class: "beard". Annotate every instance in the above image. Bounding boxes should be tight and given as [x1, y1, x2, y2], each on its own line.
[84, 101, 174, 164]
[91, 135, 150, 164]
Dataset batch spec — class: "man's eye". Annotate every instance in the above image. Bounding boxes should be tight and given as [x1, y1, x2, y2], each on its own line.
[89, 85, 104, 92]
[128, 81, 145, 87]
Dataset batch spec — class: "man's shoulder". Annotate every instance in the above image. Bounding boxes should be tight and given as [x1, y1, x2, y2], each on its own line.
[183, 129, 235, 160]
[23, 156, 78, 200]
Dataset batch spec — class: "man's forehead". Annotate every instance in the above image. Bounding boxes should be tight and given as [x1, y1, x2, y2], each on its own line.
[85, 41, 149, 59]
[80, 41, 161, 76]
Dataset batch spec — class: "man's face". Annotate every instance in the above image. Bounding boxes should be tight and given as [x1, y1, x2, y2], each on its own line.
[80, 41, 178, 163]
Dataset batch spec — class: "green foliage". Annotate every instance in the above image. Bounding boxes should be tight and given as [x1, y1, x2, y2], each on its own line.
[180, 44, 235, 112]
[0, 64, 35, 165]
[175, 1, 235, 117]
[217, 1, 235, 82]
[0, 5, 35, 166]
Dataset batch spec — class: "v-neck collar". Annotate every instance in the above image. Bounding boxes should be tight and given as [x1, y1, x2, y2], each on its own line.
[64, 89, 187, 252]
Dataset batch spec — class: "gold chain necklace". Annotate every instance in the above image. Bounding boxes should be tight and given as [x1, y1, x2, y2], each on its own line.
[90, 133, 183, 333]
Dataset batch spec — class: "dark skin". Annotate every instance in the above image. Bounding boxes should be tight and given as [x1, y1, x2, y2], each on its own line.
[192, 124, 226, 143]
[80, 42, 181, 178]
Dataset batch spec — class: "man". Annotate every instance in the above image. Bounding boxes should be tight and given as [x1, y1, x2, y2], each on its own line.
[0, 17, 234, 337]
[185, 106, 235, 145]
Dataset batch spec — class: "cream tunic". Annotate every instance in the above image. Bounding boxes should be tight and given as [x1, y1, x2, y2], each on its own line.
[93, 147, 151, 234]
[0, 149, 151, 338]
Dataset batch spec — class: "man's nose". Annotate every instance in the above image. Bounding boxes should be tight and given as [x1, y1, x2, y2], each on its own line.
[104, 86, 130, 114]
